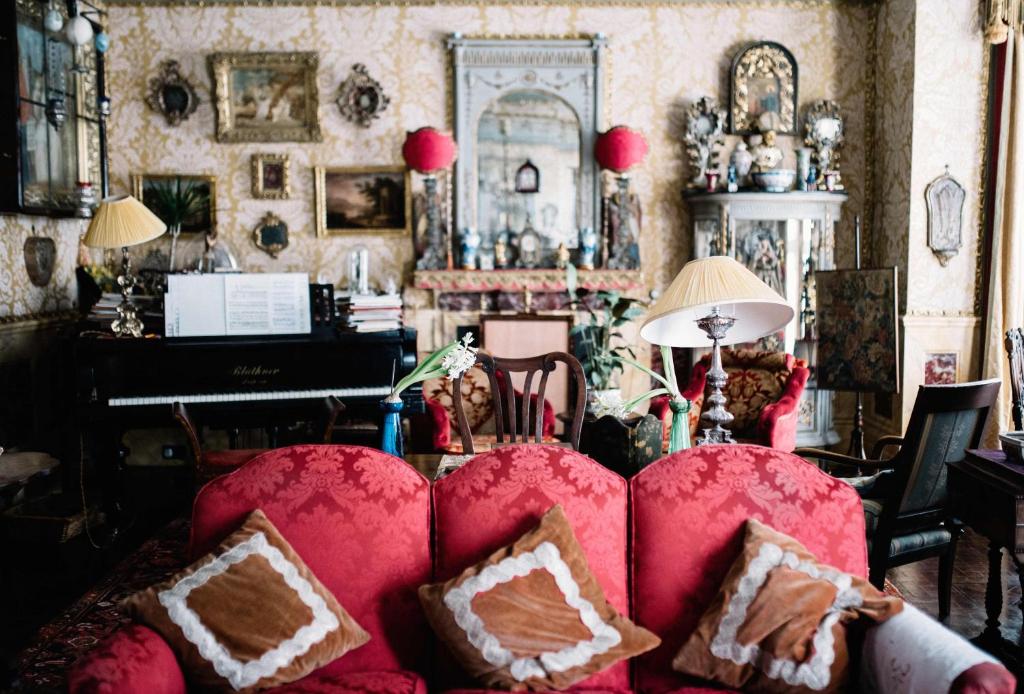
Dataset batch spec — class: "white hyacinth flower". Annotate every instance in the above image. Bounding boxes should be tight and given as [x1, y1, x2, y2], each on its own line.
[441, 333, 478, 381]
[592, 390, 627, 419]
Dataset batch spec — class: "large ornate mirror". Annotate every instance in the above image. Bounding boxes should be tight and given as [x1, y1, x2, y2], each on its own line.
[449, 35, 605, 265]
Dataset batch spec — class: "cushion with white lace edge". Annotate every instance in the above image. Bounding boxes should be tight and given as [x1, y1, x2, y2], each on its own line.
[124, 509, 369, 692]
[672, 518, 902, 693]
[418, 504, 659, 691]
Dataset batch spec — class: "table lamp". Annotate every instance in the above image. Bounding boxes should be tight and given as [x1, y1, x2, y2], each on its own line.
[640, 256, 794, 445]
[402, 127, 457, 270]
[83, 195, 166, 338]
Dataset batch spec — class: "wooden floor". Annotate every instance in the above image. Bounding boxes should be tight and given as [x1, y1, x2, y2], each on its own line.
[890, 526, 1024, 643]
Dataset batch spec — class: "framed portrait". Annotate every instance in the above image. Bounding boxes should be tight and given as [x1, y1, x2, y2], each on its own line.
[251, 153, 290, 199]
[131, 173, 216, 236]
[815, 267, 900, 394]
[730, 41, 798, 135]
[314, 166, 411, 237]
[209, 52, 321, 143]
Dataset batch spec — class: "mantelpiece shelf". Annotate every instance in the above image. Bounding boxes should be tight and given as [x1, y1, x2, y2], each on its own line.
[412, 269, 643, 293]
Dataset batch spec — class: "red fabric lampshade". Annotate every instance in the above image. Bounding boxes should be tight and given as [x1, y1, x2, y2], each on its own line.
[594, 125, 649, 173]
[402, 127, 457, 174]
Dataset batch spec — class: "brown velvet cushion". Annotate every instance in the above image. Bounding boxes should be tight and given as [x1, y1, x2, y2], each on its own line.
[419, 505, 660, 691]
[125, 509, 369, 692]
[673, 518, 902, 693]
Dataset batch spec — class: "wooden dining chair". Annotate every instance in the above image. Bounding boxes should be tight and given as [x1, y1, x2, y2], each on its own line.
[796, 379, 1000, 621]
[452, 352, 586, 455]
[1005, 327, 1024, 430]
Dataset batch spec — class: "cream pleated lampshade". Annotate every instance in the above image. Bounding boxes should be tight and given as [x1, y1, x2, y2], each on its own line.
[640, 256, 794, 347]
[83, 195, 167, 249]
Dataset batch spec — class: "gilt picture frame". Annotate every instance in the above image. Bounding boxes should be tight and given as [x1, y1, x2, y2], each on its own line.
[314, 166, 411, 237]
[251, 153, 291, 199]
[131, 173, 217, 236]
[209, 52, 322, 143]
[730, 41, 798, 135]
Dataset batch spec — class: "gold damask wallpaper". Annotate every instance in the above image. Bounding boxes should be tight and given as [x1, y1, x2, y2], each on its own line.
[101, 0, 874, 296]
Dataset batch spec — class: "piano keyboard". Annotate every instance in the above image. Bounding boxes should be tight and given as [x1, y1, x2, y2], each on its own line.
[108, 386, 393, 408]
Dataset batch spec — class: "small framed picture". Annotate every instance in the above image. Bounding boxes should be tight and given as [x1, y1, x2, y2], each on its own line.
[314, 166, 411, 237]
[209, 51, 321, 143]
[251, 153, 290, 199]
[131, 173, 216, 236]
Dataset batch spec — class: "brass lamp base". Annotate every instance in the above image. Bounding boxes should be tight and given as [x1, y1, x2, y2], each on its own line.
[110, 246, 143, 338]
[697, 307, 736, 445]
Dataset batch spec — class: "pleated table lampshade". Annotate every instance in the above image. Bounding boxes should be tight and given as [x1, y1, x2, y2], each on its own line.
[83, 195, 167, 249]
[640, 256, 794, 347]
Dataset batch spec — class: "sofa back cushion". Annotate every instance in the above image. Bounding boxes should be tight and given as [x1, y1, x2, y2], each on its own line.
[432, 444, 630, 690]
[629, 445, 867, 693]
[694, 349, 800, 435]
[424, 365, 495, 435]
[190, 445, 432, 677]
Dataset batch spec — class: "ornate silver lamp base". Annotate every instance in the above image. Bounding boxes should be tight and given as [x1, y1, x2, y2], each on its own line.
[111, 246, 143, 338]
[416, 175, 448, 270]
[697, 307, 737, 445]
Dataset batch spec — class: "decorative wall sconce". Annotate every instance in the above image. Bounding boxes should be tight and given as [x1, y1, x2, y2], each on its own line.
[146, 60, 199, 126]
[336, 63, 390, 128]
[252, 212, 289, 258]
[925, 165, 965, 267]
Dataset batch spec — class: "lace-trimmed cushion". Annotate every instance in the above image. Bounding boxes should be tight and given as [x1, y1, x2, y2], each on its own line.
[125, 510, 370, 693]
[419, 504, 659, 691]
[672, 519, 902, 693]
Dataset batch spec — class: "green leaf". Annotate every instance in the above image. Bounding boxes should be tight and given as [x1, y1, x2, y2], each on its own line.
[616, 355, 672, 390]
[621, 387, 670, 413]
[565, 263, 578, 298]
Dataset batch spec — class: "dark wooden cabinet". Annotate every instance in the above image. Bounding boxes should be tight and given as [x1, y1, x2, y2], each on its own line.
[0, 0, 107, 216]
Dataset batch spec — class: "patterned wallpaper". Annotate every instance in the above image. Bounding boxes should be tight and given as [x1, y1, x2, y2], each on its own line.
[100, 0, 874, 297]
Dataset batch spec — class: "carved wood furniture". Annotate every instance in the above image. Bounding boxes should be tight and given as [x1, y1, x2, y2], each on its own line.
[797, 379, 1001, 621]
[1005, 327, 1024, 430]
[684, 190, 846, 447]
[172, 397, 344, 481]
[452, 352, 586, 454]
[951, 449, 1024, 670]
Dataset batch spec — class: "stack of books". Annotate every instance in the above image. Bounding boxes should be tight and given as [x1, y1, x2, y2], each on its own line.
[88, 293, 160, 328]
[337, 293, 403, 333]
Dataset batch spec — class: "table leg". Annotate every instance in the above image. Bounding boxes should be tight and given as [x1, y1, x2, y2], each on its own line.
[983, 541, 1005, 644]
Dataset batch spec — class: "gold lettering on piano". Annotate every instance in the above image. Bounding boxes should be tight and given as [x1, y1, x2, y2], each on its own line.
[232, 365, 282, 385]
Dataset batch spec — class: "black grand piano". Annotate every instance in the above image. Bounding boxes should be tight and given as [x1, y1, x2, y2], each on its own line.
[76, 328, 422, 515]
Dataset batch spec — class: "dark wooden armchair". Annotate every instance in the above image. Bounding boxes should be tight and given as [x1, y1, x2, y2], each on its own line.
[1006, 327, 1024, 430]
[796, 379, 1001, 621]
[172, 396, 345, 481]
[452, 352, 586, 455]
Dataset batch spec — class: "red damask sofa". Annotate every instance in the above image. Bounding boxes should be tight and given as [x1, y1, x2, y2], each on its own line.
[68, 444, 1011, 693]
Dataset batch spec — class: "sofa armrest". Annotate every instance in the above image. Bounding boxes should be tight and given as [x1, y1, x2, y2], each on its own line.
[757, 365, 809, 452]
[860, 603, 1015, 694]
[68, 624, 186, 694]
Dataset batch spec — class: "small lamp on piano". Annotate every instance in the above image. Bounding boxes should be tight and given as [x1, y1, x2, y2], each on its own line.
[83, 195, 166, 338]
[640, 256, 793, 445]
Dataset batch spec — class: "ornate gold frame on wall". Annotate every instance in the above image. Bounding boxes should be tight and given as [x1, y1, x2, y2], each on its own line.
[730, 41, 798, 135]
[251, 153, 291, 199]
[252, 211, 289, 258]
[314, 165, 412, 237]
[130, 173, 218, 236]
[209, 52, 322, 143]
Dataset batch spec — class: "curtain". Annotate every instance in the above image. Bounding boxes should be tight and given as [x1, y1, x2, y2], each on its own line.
[983, 30, 1024, 444]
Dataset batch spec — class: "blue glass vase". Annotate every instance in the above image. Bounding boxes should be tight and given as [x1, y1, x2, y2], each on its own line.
[380, 399, 405, 458]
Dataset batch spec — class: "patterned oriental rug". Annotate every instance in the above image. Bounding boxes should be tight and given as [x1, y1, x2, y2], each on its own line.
[13, 519, 189, 693]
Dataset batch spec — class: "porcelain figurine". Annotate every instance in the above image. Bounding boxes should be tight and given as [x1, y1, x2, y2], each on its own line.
[730, 142, 753, 184]
[460, 227, 481, 270]
[494, 236, 510, 269]
[555, 243, 570, 269]
[579, 227, 597, 270]
[752, 130, 783, 171]
[727, 165, 739, 193]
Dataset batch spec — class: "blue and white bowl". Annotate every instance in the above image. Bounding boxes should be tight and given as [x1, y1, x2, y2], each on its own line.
[752, 169, 796, 193]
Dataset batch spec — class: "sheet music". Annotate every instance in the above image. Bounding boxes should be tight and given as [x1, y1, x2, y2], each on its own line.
[165, 273, 310, 337]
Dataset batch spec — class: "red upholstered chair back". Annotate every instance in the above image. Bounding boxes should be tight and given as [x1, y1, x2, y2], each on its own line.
[190, 445, 432, 677]
[432, 444, 630, 690]
[629, 444, 868, 693]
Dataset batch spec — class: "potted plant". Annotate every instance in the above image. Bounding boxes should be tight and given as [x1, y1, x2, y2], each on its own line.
[565, 264, 646, 413]
[145, 177, 209, 271]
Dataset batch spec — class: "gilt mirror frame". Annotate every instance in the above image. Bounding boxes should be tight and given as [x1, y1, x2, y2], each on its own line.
[448, 34, 606, 241]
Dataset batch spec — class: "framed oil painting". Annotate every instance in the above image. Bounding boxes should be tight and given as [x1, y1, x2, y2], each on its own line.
[815, 267, 900, 393]
[131, 173, 216, 236]
[251, 153, 290, 199]
[314, 166, 411, 237]
[209, 52, 321, 143]
[730, 41, 798, 135]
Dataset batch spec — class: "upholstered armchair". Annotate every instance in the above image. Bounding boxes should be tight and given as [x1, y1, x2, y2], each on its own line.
[654, 348, 809, 451]
[418, 365, 555, 453]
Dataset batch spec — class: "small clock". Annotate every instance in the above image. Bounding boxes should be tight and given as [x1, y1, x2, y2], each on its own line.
[517, 221, 543, 268]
